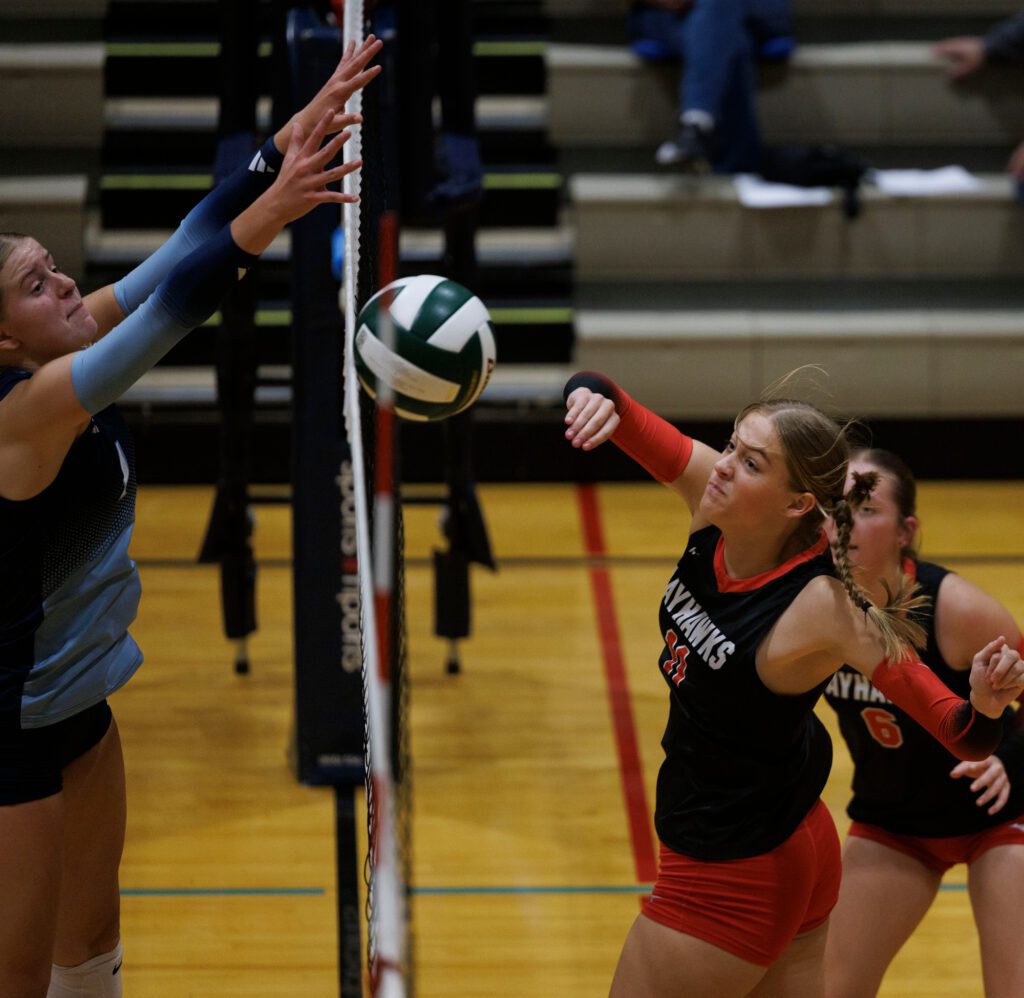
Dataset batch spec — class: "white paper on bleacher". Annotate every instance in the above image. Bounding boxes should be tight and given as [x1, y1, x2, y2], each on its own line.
[869, 166, 983, 197]
[734, 174, 834, 208]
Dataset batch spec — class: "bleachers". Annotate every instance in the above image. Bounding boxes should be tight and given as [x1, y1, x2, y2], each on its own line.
[0, 3, 106, 281]
[3, 0, 1022, 475]
[545, 0, 1024, 422]
[547, 44, 1024, 148]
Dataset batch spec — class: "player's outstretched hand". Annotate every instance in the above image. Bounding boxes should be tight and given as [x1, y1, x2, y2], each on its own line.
[969, 637, 1024, 718]
[284, 35, 383, 146]
[232, 109, 362, 254]
[565, 387, 619, 451]
[950, 756, 1011, 815]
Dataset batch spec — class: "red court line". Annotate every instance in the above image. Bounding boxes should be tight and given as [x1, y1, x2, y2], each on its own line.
[576, 484, 658, 885]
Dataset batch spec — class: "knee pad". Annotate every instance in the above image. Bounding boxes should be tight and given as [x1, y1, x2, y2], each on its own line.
[48, 942, 123, 997]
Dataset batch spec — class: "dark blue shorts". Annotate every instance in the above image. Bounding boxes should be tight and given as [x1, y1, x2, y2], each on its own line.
[0, 700, 113, 806]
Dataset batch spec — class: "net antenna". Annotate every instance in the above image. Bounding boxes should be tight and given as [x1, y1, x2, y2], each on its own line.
[341, 5, 409, 996]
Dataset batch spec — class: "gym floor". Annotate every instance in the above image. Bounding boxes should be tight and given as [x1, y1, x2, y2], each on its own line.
[116, 480, 1024, 995]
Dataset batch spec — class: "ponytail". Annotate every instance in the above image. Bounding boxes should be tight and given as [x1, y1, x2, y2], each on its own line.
[830, 470, 929, 660]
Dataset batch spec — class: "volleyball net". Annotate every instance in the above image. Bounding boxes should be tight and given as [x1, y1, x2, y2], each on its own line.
[340, 4, 413, 996]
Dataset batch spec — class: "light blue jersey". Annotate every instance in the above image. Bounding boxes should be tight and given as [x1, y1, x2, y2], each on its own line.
[0, 369, 142, 727]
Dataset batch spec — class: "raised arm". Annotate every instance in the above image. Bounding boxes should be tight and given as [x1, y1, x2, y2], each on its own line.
[0, 111, 360, 501]
[84, 36, 382, 338]
[562, 370, 720, 516]
[758, 575, 1024, 761]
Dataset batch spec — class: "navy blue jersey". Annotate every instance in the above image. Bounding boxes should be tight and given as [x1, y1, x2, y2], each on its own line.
[654, 524, 836, 861]
[824, 560, 1024, 836]
[0, 368, 142, 727]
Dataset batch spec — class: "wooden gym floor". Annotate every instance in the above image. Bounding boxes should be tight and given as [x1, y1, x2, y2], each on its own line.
[115, 480, 1024, 996]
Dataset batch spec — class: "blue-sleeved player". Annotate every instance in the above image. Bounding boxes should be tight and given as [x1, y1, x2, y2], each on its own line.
[0, 35, 381, 998]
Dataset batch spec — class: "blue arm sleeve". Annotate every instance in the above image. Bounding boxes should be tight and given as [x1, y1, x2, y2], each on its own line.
[73, 227, 259, 414]
[112, 136, 283, 316]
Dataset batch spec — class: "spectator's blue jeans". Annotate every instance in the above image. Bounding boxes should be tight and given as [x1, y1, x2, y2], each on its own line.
[628, 0, 761, 173]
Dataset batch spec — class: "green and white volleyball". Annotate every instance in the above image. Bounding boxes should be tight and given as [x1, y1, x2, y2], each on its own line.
[354, 275, 497, 421]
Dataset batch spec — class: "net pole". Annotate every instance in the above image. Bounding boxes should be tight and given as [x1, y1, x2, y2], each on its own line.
[341, 6, 407, 996]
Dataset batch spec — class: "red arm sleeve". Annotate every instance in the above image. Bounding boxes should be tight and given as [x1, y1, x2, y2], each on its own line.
[870, 655, 1002, 761]
[563, 371, 693, 483]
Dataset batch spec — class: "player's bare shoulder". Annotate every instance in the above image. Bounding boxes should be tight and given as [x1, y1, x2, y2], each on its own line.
[757, 573, 851, 683]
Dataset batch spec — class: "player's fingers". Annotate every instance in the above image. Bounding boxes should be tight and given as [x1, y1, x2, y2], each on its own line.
[315, 190, 361, 205]
[950, 760, 980, 779]
[580, 410, 620, 450]
[974, 636, 1007, 669]
[988, 647, 1023, 687]
[564, 390, 598, 428]
[325, 157, 362, 185]
[974, 770, 1005, 805]
[332, 111, 363, 129]
[343, 35, 380, 74]
[565, 394, 607, 439]
[573, 400, 618, 449]
[343, 64, 383, 94]
[990, 784, 1011, 815]
[301, 108, 335, 157]
[312, 129, 353, 169]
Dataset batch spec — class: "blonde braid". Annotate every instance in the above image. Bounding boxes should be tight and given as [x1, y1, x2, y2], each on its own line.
[831, 471, 929, 660]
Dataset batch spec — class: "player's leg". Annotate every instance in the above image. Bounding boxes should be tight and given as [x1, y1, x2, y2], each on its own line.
[610, 913, 767, 998]
[0, 793, 65, 996]
[49, 712, 126, 994]
[748, 920, 829, 998]
[825, 834, 942, 998]
[967, 843, 1024, 998]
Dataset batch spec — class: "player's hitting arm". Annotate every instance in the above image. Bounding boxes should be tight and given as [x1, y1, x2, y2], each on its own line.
[760, 577, 1020, 762]
[562, 370, 719, 514]
[837, 597, 1023, 761]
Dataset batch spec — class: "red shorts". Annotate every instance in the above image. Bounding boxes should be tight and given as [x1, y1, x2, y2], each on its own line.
[642, 799, 841, 966]
[847, 817, 1024, 874]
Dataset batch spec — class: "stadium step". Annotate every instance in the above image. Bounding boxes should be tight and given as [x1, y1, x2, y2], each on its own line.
[570, 172, 1024, 281]
[103, 94, 552, 167]
[546, 42, 1024, 149]
[574, 305, 1024, 419]
[0, 176, 88, 277]
[0, 43, 105, 150]
[543, 0, 1019, 19]
[120, 360, 571, 410]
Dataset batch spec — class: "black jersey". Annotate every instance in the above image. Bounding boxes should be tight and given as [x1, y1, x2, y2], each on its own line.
[0, 368, 142, 727]
[824, 559, 1024, 836]
[654, 524, 836, 861]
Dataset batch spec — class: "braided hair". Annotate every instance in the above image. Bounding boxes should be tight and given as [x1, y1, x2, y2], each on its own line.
[739, 390, 927, 662]
[831, 469, 929, 660]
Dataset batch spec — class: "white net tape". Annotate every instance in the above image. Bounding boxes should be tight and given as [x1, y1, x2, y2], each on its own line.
[341, 5, 408, 995]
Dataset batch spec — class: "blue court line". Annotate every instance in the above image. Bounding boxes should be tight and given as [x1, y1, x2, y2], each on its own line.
[120, 883, 970, 898]
[413, 885, 651, 896]
[121, 888, 324, 897]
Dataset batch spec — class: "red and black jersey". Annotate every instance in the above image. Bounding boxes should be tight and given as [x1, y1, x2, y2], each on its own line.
[824, 559, 1024, 836]
[654, 524, 836, 861]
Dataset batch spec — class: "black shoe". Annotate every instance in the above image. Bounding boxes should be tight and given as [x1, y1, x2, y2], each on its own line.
[655, 122, 714, 174]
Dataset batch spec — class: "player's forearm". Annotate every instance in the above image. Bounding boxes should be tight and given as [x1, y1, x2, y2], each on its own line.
[871, 656, 1002, 760]
[113, 137, 282, 316]
[563, 371, 694, 483]
[73, 226, 258, 413]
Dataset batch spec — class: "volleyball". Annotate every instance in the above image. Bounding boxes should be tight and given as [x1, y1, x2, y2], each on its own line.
[354, 274, 497, 421]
